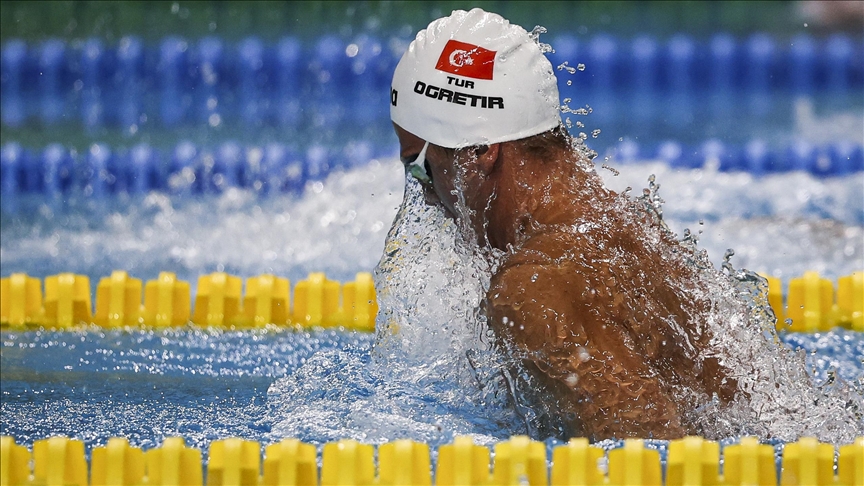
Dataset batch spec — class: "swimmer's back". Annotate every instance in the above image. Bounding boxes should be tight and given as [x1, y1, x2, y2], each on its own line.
[486, 219, 736, 439]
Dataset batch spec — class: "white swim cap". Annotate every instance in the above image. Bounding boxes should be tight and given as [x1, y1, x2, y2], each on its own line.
[390, 8, 561, 149]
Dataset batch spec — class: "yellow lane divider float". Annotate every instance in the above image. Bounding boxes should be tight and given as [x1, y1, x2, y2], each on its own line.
[1, 270, 861, 332]
[0, 271, 378, 332]
[1, 435, 862, 485]
[763, 270, 862, 332]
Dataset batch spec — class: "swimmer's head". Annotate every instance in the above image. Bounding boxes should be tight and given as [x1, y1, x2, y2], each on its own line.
[390, 8, 561, 149]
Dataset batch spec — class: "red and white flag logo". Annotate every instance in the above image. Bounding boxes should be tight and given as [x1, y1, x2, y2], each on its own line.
[435, 40, 496, 80]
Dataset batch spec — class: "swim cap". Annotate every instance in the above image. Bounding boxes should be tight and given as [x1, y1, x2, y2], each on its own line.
[390, 8, 561, 149]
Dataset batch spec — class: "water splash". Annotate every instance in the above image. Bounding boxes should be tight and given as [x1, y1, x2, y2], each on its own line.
[528, 26, 554, 54]
[639, 186, 864, 444]
[636, 174, 667, 230]
[267, 176, 525, 445]
[601, 164, 620, 176]
[691, 258, 863, 443]
[557, 61, 578, 75]
[362, 158, 863, 444]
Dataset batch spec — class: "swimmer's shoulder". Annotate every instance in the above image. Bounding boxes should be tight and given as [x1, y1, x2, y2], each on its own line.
[489, 232, 593, 311]
[500, 228, 593, 269]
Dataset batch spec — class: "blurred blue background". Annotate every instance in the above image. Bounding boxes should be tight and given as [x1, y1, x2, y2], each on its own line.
[1, 1, 862, 198]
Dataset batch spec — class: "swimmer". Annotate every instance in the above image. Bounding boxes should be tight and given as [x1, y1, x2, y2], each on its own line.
[389, 8, 738, 440]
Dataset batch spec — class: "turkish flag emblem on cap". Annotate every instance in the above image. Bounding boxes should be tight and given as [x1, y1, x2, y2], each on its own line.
[435, 40, 496, 80]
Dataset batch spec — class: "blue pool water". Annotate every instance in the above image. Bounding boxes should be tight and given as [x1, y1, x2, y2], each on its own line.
[2, 327, 860, 451]
[0, 328, 372, 450]
[1, 157, 862, 450]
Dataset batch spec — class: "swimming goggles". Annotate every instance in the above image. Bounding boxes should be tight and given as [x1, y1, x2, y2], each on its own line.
[401, 141, 433, 186]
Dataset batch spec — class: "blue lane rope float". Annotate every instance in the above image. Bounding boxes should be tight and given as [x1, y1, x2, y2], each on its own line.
[0, 141, 389, 203]
[1, 139, 860, 208]
[604, 138, 864, 175]
[0, 270, 861, 332]
[0, 434, 862, 485]
[1, 33, 861, 130]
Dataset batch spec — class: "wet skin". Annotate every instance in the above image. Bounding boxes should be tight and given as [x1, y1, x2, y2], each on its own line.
[394, 124, 738, 440]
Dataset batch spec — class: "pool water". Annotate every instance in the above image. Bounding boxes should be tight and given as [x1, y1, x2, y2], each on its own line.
[1, 156, 862, 451]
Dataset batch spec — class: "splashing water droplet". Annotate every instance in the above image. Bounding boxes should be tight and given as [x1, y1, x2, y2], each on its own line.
[561, 105, 591, 116]
[635, 174, 667, 229]
[529, 25, 554, 54]
[601, 164, 619, 176]
[557, 61, 577, 74]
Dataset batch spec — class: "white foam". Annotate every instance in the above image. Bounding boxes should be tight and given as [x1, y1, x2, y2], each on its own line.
[0, 159, 406, 286]
[597, 161, 863, 280]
